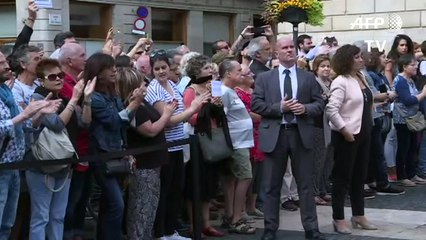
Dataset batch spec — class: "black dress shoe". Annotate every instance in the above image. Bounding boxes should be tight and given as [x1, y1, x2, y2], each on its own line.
[281, 200, 298, 211]
[305, 229, 326, 240]
[261, 230, 276, 240]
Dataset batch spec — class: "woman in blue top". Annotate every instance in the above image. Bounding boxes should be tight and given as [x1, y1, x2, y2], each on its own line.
[85, 53, 143, 240]
[393, 54, 426, 187]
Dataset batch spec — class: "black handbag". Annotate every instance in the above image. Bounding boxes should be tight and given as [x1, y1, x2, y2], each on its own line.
[104, 109, 135, 176]
[105, 155, 135, 176]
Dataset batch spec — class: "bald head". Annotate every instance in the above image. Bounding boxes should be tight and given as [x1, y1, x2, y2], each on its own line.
[58, 42, 86, 74]
[136, 54, 151, 76]
[276, 37, 297, 67]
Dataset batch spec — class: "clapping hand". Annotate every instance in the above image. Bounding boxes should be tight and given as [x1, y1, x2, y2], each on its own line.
[84, 77, 97, 99]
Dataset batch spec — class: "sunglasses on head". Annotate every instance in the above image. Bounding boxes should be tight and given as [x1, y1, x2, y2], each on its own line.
[149, 49, 167, 59]
[45, 72, 65, 81]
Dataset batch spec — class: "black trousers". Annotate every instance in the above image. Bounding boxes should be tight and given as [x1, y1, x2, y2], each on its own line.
[263, 126, 318, 232]
[331, 126, 371, 220]
[394, 124, 418, 180]
[154, 150, 184, 237]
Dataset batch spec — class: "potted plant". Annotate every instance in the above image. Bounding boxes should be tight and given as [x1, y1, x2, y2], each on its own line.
[262, 0, 325, 26]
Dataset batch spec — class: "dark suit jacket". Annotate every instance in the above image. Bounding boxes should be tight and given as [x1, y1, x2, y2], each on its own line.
[251, 67, 324, 153]
[250, 59, 270, 78]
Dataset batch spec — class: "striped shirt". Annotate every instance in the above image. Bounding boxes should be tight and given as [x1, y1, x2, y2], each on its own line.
[146, 79, 184, 152]
[221, 85, 254, 149]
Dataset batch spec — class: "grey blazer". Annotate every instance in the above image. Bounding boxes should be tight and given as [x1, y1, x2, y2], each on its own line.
[251, 67, 324, 153]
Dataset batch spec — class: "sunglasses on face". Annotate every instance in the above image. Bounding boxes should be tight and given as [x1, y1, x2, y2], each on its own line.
[149, 49, 167, 59]
[45, 72, 65, 81]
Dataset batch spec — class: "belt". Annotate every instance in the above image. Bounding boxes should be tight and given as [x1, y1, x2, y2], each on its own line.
[281, 124, 298, 130]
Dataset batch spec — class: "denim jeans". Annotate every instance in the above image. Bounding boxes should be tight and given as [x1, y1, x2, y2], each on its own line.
[26, 170, 71, 240]
[384, 126, 397, 168]
[0, 170, 20, 240]
[418, 131, 426, 174]
[64, 169, 93, 239]
[92, 164, 124, 240]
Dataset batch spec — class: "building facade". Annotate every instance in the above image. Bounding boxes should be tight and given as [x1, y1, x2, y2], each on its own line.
[278, 0, 426, 51]
[1, 0, 264, 56]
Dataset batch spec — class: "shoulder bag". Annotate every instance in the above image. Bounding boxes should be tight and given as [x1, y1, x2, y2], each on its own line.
[395, 105, 426, 132]
[31, 127, 74, 174]
[198, 127, 233, 163]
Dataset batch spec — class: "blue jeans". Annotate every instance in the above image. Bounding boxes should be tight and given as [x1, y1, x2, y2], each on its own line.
[418, 131, 426, 174]
[0, 170, 20, 240]
[26, 170, 71, 240]
[64, 169, 92, 239]
[384, 127, 397, 167]
[92, 165, 124, 240]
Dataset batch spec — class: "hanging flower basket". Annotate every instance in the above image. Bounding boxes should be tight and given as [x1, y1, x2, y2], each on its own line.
[279, 6, 308, 24]
[262, 0, 325, 26]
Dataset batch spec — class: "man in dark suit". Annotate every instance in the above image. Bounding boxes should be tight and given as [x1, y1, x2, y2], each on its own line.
[251, 37, 325, 240]
[248, 36, 272, 78]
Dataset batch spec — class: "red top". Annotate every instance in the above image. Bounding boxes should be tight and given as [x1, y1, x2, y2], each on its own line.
[60, 73, 90, 171]
[183, 87, 217, 128]
[235, 87, 265, 162]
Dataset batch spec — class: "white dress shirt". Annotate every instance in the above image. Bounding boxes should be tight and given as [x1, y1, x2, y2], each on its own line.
[278, 64, 298, 124]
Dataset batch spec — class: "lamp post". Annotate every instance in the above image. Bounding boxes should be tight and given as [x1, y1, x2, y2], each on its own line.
[280, 7, 308, 54]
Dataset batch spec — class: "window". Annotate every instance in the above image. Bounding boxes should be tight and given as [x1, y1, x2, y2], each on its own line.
[0, 5, 16, 38]
[69, 2, 112, 39]
[203, 13, 234, 56]
[151, 8, 187, 44]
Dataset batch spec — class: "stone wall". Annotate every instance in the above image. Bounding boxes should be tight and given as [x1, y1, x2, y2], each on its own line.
[277, 0, 426, 51]
[22, 0, 263, 54]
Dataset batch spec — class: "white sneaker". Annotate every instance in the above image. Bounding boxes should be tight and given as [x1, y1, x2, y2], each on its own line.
[164, 232, 191, 240]
[411, 175, 426, 184]
[399, 179, 417, 187]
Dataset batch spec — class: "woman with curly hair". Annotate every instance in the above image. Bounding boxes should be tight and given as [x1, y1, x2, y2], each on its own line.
[183, 55, 227, 238]
[326, 44, 377, 235]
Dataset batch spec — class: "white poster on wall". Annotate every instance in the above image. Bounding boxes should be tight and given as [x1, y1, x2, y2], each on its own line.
[35, 0, 53, 9]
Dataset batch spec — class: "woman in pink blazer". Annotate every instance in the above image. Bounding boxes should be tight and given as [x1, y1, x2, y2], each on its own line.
[326, 45, 377, 235]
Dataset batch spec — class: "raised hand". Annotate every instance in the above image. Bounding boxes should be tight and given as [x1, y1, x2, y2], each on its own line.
[240, 26, 254, 39]
[71, 80, 85, 101]
[190, 91, 211, 112]
[106, 27, 114, 41]
[263, 25, 274, 37]
[84, 77, 97, 99]
[28, 0, 38, 20]
[39, 99, 62, 115]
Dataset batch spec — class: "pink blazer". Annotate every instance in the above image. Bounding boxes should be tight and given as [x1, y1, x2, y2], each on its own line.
[325, 73, 370, 134]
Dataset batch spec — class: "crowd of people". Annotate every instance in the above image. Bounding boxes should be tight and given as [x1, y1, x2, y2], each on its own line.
[1, 1, 426, 240]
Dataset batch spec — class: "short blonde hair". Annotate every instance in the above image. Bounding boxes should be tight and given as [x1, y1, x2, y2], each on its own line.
[116, 67, 143, 105]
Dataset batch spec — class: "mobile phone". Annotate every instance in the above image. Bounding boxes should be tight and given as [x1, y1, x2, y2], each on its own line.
[378, 84, 387, 93]
[253, 27, 266, 38]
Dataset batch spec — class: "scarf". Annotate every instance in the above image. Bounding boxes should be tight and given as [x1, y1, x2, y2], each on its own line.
[0, 83, 23, 138]
[190, 75, 213, 85]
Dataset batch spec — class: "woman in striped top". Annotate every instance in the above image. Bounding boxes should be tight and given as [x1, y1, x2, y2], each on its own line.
[145, 50, 209, 240]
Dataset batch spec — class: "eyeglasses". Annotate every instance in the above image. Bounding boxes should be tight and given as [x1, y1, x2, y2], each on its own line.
[149, 49, 167, 59]
[45, 72, 65, 81]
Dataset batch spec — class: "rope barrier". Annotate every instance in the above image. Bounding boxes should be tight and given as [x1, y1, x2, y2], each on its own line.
[0, 138, 190, 170]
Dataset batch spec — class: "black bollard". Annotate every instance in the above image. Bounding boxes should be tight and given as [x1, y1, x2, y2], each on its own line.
[190, 135, 202, 240]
